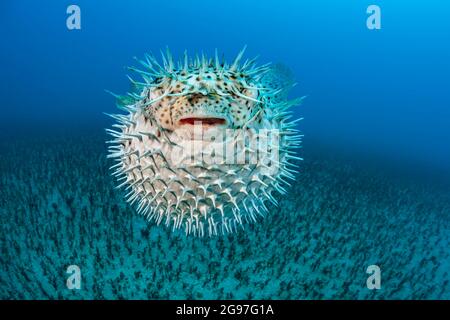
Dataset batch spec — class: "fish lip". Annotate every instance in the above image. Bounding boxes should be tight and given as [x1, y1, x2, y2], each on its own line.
[178, 116, 228, 127]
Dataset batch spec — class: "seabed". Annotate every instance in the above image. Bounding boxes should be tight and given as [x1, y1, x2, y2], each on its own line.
[0, 133, 449, 299]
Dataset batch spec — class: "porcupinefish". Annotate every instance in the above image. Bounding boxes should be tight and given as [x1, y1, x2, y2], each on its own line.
[106, 47, 303, 236]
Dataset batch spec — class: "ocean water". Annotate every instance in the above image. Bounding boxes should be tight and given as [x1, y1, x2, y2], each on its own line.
[1, 0, 449, 299]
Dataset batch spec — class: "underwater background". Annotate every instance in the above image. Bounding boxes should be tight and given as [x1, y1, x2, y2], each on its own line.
[1, 0, 449, 299]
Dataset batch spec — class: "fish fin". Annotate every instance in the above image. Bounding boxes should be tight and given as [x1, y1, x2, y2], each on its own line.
[260, 63, 295, 102]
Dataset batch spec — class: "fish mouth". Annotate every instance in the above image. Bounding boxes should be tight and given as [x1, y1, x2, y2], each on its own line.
[178, 117, 227, 127]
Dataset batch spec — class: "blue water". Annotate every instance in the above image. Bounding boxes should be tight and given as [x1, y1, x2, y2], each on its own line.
[0, 0, 449, 299]
[2, 0, 450, 175]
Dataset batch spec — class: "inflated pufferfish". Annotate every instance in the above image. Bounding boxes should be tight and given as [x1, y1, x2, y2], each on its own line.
[106, 47, 303, 237]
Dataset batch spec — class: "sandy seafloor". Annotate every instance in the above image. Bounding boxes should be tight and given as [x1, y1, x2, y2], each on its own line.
[0, 132, 449, 300]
